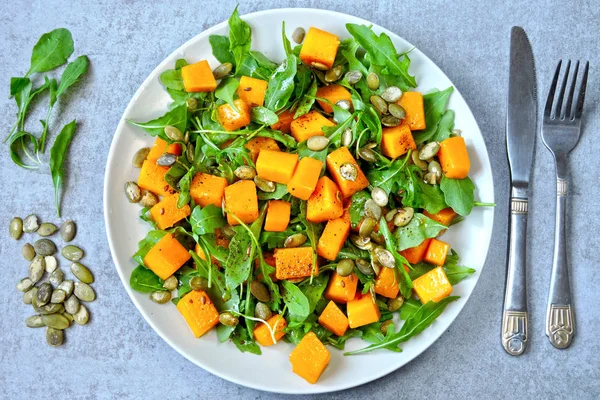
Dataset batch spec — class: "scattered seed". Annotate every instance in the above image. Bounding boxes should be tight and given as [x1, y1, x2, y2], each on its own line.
[219, 312, 239, 327]
[394, 207, 415, 227]
[336, 259, 355, 277]
[44, 256, 58, 273]
[428, 160, 442, 180]
[311, 62, 329, 71]
[250, 281, 271, 303]
[186, 143, 195, 163]
[359, 217, 377, 238]
[411, 150, 428, 170]
[371, 187, 389, 207]
[9, 217, 23, 240]
[370, 95, 388, 114]
[340, 163, 358, 181]
[37, 282, 53, 306]
[26, 315, 44, 328]
[367, 72, 380, 90]
[341, 128, 353, 147]
[371, 256, 382, 275]
[364, 199, 382, 220]
[125, 181, 142, 203]
[385, 209, 398, 222]
[38, 222, 58, 237]
[46, 327, 64, 346]
[381, 86, 403, 103]
[358, 147, 378, 162]
[212, 62, 233, 79]
[42, 313, 70, 330]
[23, 287, 37, 304]
[234, 166, 257, 180]
[325, 65, 344, 83]
[150, 291, 171, 304]
[57, 280, 74, 297]
[156, 153, 177, 167]
[284, 233, 307, 248]
[38, 303, 64, 315]
[387, 295, 405, 312]
[74, 282, 95, 302]
[70, 262, 94, 284]
[17, 278, 34, 292]
[255, 302, 272, 320]
[23, 214, 39, 233]
[419, 141, 441, 160]
[388, 103, 406, 119]
[355, 258, 374, 275]
[254, 176, 276, 193]
[34, 239, 56, 256]
[375, 247, 396, 268]
[132, 147, 150, 167]
[345, 70, 363, 85]
[163, 275, 178, 291]
[164, 125, 184, 142]
[190, 277, 209, 292]
[292, 27, 305, 44]
[62, 245, 84, 262]
[351, 235, 373, 251]
[370, 231, 384, 244]
[50, 289, 67, 304]
[49, 268, 65, 286]
[307, 135, 330, 151]
[28, 256, 45, 283]
[424, 171, 438, 185]
[22, 243, 35, 261]
[64, 295, 80, 314]
[139, 190, 159, 207]
[60, 220, 76, 242]
[381, 319, 394, 335]
[336, 99, 352, 111]
[381, 115, 401, 127]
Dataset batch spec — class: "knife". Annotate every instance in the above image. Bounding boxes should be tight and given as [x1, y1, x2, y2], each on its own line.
[502, 26, 537, 356]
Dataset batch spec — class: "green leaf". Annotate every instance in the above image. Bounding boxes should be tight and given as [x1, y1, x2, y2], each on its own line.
[340, 38, 368, 76]
[440, 176, 475, 216]
[250, 51, 278, 72]
[298, 274, 329, 315]
[231, 325, 262, 355]
[127, 104, 187, 139]
[251, 106, 279, 125]
[365, 153, 411, 195]
[132, 230, 168, 266]
[190, 205, 227, 235]
[297, 140, 328, 171]
[398, 298, 422, 320]
[49, 120, 77, 217]
[282, 21, 293, 56]
[412, 87, 454, 144]
[160, 69, 184, 91]
[130, 265, 164, 293]
[215, 77, 239, 111]
[260, 228, 297, 250]
[337, 245, 370, 261]
[431, 110, 454, 142]
[27, 28, 74, 76]
[209, 35, 235, 65]
[264, 54, 297, 112]
[349, 191, 370, 229]
[282, 280, 311, 319]
[257, 182, 288, 200]
[394, 213, 447, 251]
[256, 129, 297, 149]
[9, 131, 39, 169]
[294, 78, 317, 119]
[56, 55, 89, 97]
[398, 165, 447, 214]
[228, 6, 252, 73]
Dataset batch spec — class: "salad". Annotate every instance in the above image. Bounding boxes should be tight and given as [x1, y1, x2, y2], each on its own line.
[125, 7, 489, 384]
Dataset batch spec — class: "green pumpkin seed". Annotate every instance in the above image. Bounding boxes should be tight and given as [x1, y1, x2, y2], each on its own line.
[37, 282, 53, 306]
[375, 247, 396, 268]
[370, 256, 382, 276]
[371, 187, 389, 207]
[46, 327, 64, 346]
[428, 160, 442, 180]
[44, 255, 58, 273]
[350, 234, 373, 251]
[60, 220, 76, 242]
[190, 277, 209, 292]
[370, 95, 388, 114]
[340, 162, 358, 181]
[163, 275, 178, 291]
[358, 146, 377, 162]
[381, 86, 403, 103]
[234, 166, 257, 180]
[62, 312, 74, 324]
[388, 103, 406, 119]
[370, 231, 385, 245]
[344, 70, 363, 85]
[58, 280, 74, 297]
[394, 207, 414, 227]
[341, 128, 353, 147]
[70, 262, 94, 284]
[38, 222, 58, 237]
[29, 256, 45, 283]
[139, 190, 159, 207]
[42, 314, 68, 329]
[17, 277, 34, 292]
[74, 282, 95, 302]
[23, 287, 37, 304]
[150, 290, 171, 304]
[219, 312, 239, 327]
[367, 72, 380, 90]
[385, 209, 398, 222]
[411, 150, 428, 170]
[39, 303, 64, 315]
[364, 199, 382, 220]
[62, 245, 84, 261]
[186, 143, 195, 163]
[34, 239, 56, 256]
[212, 62, 233, 79]
[419, 141, 441, 160]
[387, 295, 405, 312]
[51, 289, 67, 304]
[164, 125, 184, 142]
[250, 281, 271, 303]
[9, 217, 23, 240]
[26, 315, 44, 328]
[186, 97, 198, 112]
[381, 115, 401, 127]
[125, 181, 142, 203]
[336, 259, 355, 277]
[325, 65, 344, 83]
[292, 27, 305, 44]
[23, 214, 39, 233]
[284, 233, 307, 248]
[73, 304, 90, 324]
[64, 295, 80, 314]
[254, 176, 276, 193]
[132, 147, 150, 168]
[355, 258, 374, 276]
[156, 153, 177, 167]
[49, 268, 65, 286]
[22, 243, 35, 261]
[424, 171, 438, 185]
[380, 319, 394, 335]
[307, 135, 330, 151]
[311, 61, 329, 71]
[359, 217, 377, 238]
[336, 99, 352, 111]
[255, 302, 272, 320]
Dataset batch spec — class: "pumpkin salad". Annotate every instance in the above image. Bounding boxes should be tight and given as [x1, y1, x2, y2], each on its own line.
[125, 7, 488, 384]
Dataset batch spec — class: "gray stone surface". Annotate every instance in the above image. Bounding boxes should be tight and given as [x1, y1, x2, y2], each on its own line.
[1, 0, 598, 398]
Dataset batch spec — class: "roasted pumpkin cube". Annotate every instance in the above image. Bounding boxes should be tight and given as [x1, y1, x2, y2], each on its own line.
[287, 157, 323, 200]
[347, 292, 381, 328]
[316, 84, 352, 114]
[397, 91, 425, 130]
[271, 109, 295, 134]
[306, 176, 344, 223]
[438, 136, 471, 179]
[237, 76, 268, 106]
[256, 149, 299, 184]
[146, 137, 182, 164]
[289, 331, 331, 384]
[400, 238, 432, 265]
[275, 247, 317, 280]
[413, 266, 453, 304]
[224, 180, 259, 225]
[423, 208, 457, 226]
[149, 193, 191, 230]
[244, 137, 280, 163]
[181, 60, 217, 92]
[424, 238, 451, 266]
[144, 233, 191, 280]
[318, 300, 349, 336]
[324, 272, 358, 304]
[217, 99, 251, 131]
[264, 200, 291, 232]
[326, 147, 369, 198]
[380, 122, 417, 159]
[177, 290, 220, 337]
[317, 217, 350, 261]
[290, 110, 335, 143]
[254, 314, 287, 346]
[299, 27, 340, 70]
[137, 160, 175, 197]
[374, 267, 400, 299]
[189, 172, 228, 208]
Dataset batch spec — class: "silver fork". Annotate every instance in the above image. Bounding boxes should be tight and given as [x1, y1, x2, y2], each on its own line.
[541, 59, 589, 349]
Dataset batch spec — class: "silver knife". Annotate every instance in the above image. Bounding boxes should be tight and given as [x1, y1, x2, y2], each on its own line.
[502, 26, 537, 356]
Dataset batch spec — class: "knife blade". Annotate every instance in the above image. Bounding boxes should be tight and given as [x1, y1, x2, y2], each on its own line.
[502, 26, 537, 356]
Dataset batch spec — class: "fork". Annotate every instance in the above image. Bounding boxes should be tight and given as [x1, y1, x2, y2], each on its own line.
[541, 59, 589, 349]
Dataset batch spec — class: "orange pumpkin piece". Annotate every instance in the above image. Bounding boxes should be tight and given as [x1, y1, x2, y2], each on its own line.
[137, 160, 175, 197]
[254, 314, 287, 346]
[256, 149, 299, 184]
[374, 267, 400, 298]
[181, 60, 217, 92]
[316, 84, 352, 114]
[237, 76, 268, 107]
[290, 110, 335, 143]
[318, 300, 349, 336]
[380, 122, 417, 159]
[347, 292, 381, 328]
[306, 176, 344, 223]
[326, 147, 370, 198]
[317, 217, 350, 261]
[244, 137, 280, 163]
[413, 266, 453, 304]
[424, 238, 451, 266]
[287, 157, 323, 200]
[264, 200, 291, 232]
[289, 331, 331, 384]
[400, 238, 432, 265]
[271, 109, 295, 134]
[299, 27, 340, 70]
[146, 137, 182, 164]
[397, 91, 425, 130]
[149, 193, 191, 230]
[438, 136, 471, 179]
[324, 272, 358, 304]
[177, 290, 220, 338]
[224, 180, 259, 225]
[423, 208, 457, 226]
[189, 172, 228, 208]
[217, 99, 251, 131]
[144, 233, 191, 280]
[274, 247, 318, 280]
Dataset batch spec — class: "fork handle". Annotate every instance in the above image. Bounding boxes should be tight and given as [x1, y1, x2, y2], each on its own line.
[545, 175, 575, 348]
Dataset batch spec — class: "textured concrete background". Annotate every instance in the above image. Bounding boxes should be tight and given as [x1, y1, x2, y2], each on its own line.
[1, 0, 599, 398]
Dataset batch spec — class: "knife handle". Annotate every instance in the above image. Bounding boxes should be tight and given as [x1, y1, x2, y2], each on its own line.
[502, 197, 529, 356]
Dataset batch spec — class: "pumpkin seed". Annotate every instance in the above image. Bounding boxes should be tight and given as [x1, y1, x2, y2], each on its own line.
[184, 130, 190, 145]
[325, 65, 344, 83]
[150, 291, 171, 304]
[23, 287, 37, 304]
[385, 209, 398, 222]
[452, 128, 462, 136]
[38, 222, 58, 237]
[186, 143, 195, 163]
[388, 103, 406, 119]
[424, 172, 438, 185]
[29, 256, 45, 283]
[350, 235, 372, 251]
[428, 160, 442, 179]
[23, 214, 39, 233]
[46, 327, 64, 346]
[375, 247, 396, 268]
[371, 187, 389, 207]
[387, 295, 405, 312]
[42, 313, 69, 330]
[336, 259, 355, 277]
[163, 275, 178, 291]
[345, 70, 363, 85]
[250, 281, 271, 303]
[58, 280, 74, 297]
[39, 303, 64, 315]
[219, 312, 239, 327]
[255, 302, 272, 321]
[340, 163, 358, 181]
[370, 256, 382, 276]
[411, 150, 428, 170]
[307, 135, 330, 151]
[291, 27, 305, 44]
[132, 147, 151, 167]
[359, 217, 377, 238]
[64, 295, 80, 314]
[124, 181, 142, 203]
[62, 312, 74, 324]
[37, 282, 53, 306]
[370, 95, 388, 114]
[45, 256, 58, 273]
[394, 207, 414, 227]
[34, 239, 56, 256]
[284, 233, 307, 248]
[311, 61, 329, 71]
[156, 153, 177, 167]
[62, 245, 84, 261]
[164, 125, 184, 142]
[234, 166, 257, 180]
[419, 141, 441, 160]
[380, 319, 394, 335]
[336, 99, 352, 111]
[74, 282, 95, 302]
[26, 315, 44, 328]
[381, 115, 401, 127]
[364, 199, 382, 220]
[341, 128, 353, 147]
[370, 231, 384, 244]
[51, 289, 67, 304]
[49, 268, 65, 285]
[139, 190, 159, 207]
[190, 277, 209, 291]
[254, 176, 275, 193]
[212, 62, 233, 79]
[355, 258, 374, 275]
[22, 243, 35, 261]
[9, 217, 23, 240]
[17, 277, 34, 292]
[367, 72, 380, 90]
[70, 262, 94, 284]
[381, 86, 403, 103]
[358, 146, 378, 162]
[60, 220, 76, 242]
[313, 69, 328, 85]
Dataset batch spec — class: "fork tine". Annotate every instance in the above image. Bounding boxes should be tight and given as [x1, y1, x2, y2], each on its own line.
[574, 61, 589, 120]
[545, 60, 562, 117]
[564, 61, 580, 119]
[554, 59, 571, 119]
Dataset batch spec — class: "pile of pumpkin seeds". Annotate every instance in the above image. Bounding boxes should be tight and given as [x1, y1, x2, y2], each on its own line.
[9, 216, 96, 347]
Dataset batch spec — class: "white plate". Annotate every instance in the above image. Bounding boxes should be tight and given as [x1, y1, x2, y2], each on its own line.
[104, 8, 494, 394]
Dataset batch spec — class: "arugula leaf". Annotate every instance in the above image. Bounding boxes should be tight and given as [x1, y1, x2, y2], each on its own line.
[264, 54, 297, 112]
[281, 21, 293, 56]
[440, 176, 475, 216]
[379, 216, 413, 298]
[250, 51, 278, 72]
[337, 244, 370, 261]
[257, 182, 288, 200]
[260, 228, 298, 249]
[256, 129, 297, 149]
[237, 54, 273, 80]
[398, 165, 447, 214]
[9, 131, 39, 169]
[160, 69, 184, 91]
[409, 258, 476, 286]
[294, 64, 312, 100]
[251, 106, 279, 125]
[398, 298, 422, 320]
[294, 78, 317, 119]
[394, 213, 447, 251]
[130, 265, 164, 293]
[209, 35, 235, 65]
[228, 6, 252, 73]
[297, 139, 327, 165]
[127, 104, 187, 140]
[431, 110, 454, 142]
[215, 77, 239, 110]
[349, 191, 370, 228]
[282, 280, 311, 319]
[26, 28, 74, 77]
[231, 325, 262, 355]
[412, 87, 454, 144]
[340, 38, 368, 76]
[190, 205, 227, 235]
[298, 274, 329, 315]
[49, 120, 77, 217]
[366, 153, 411, 194]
